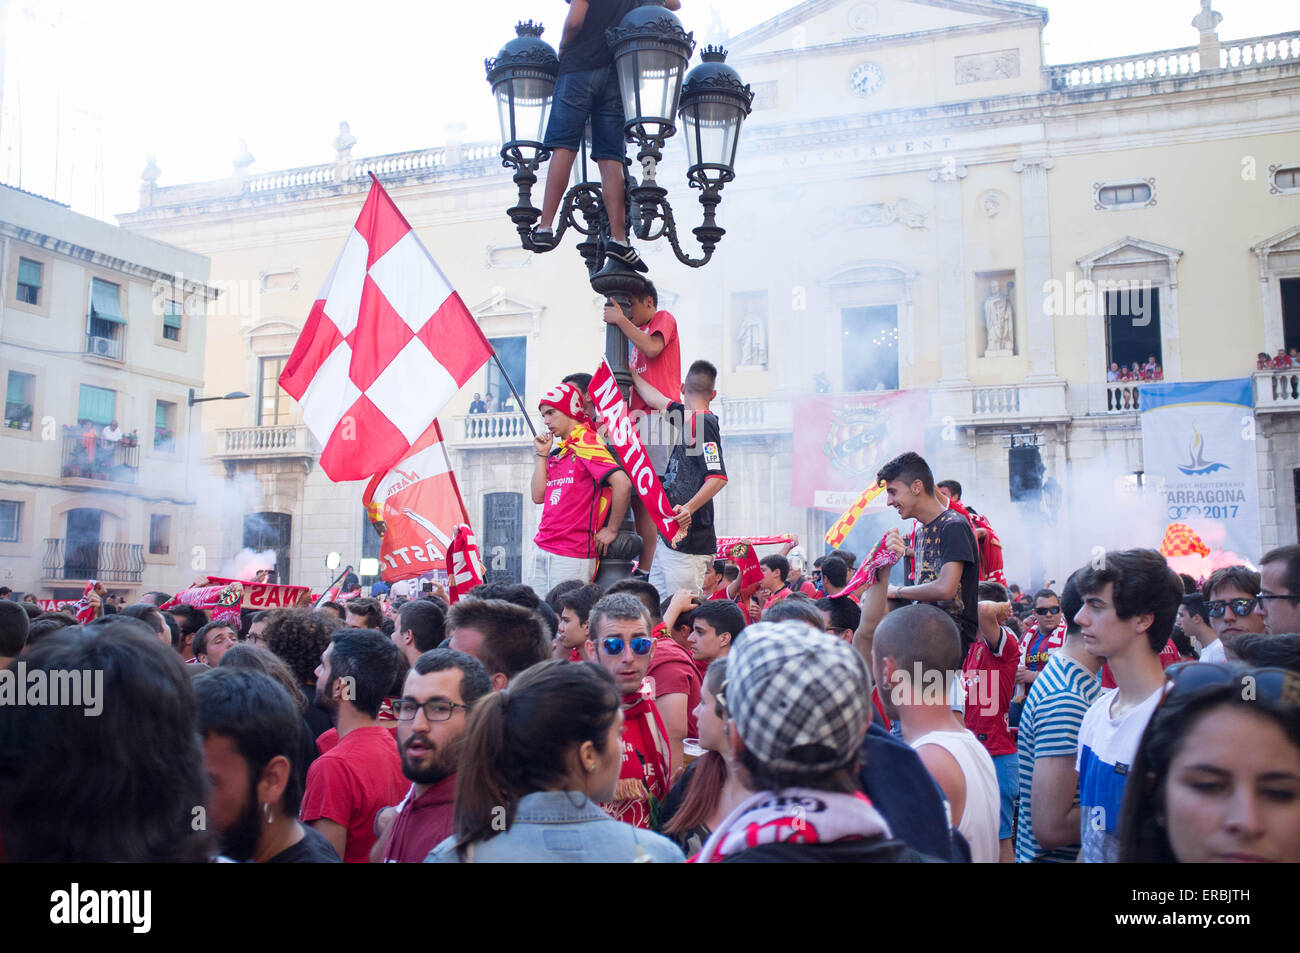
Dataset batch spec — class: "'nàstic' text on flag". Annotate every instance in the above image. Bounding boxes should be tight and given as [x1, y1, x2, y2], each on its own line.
[280, 175, 493, 482]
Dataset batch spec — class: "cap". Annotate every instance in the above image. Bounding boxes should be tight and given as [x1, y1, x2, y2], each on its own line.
[726, 621, 871, 775]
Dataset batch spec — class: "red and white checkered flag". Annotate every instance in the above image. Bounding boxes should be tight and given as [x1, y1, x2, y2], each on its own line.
[280, 175, 493, 482]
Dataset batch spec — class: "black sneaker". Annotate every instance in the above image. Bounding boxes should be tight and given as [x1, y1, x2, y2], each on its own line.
[530, 226, 556, 251]
[605, 240, 649, 273]
[630, 568, 651, 581]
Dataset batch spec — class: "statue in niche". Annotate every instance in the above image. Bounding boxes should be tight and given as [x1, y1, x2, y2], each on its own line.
[983, 279, 1015, 356]
[737, 310, 768, 369]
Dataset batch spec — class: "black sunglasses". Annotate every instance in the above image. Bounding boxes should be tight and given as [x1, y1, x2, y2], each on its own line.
[1034, 606, 1062, 616]
[1204, 598, 1258, 619]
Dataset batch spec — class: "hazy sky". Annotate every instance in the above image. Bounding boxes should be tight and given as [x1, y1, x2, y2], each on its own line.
[0, 0, 1293, 221]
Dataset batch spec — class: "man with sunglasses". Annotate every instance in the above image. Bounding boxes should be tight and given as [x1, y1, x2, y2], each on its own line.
[1202, 565, 1266, 654]
[1257, 545, 1300, 636]
[587, 594, 672, 830]
[1017, 589, 1067, 689]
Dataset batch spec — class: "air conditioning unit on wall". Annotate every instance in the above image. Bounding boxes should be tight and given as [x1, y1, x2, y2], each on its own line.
[89, 336, 118, 357]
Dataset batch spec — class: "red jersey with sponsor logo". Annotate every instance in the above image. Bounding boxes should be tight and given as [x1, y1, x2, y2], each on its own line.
[601, 686, 671, 829]
[534, 424, 618, 559]
[961, 626, 1020, 757]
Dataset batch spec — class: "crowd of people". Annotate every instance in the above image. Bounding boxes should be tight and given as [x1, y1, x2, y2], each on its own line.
[3, 436, 1299, 864]
[1258, 349, 1300, 370]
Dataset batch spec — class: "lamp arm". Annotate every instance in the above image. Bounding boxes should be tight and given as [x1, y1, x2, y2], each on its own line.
[656, 189, 725, 269]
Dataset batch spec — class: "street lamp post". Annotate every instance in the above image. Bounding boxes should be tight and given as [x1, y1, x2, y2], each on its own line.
[486, 0, 754, 580]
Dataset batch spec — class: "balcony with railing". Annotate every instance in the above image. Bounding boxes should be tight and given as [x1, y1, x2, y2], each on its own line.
[930, 379, 1071, 426]
[448, 412, 535, 448]
[60, 433, 139, 484]
[1254, 370, 1300, 412]
[215, 424, 315, 461]
[716, 397, 794, 435]
[42, 539, 145, 584]
[1048, 31, 1300, 89]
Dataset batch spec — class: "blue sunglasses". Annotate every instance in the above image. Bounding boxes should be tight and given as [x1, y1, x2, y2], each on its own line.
[601, 636, 653, 656]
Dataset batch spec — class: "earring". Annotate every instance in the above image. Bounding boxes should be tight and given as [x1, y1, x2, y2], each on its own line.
[263, 802, 274, 825]
[585, 761, 596, 773]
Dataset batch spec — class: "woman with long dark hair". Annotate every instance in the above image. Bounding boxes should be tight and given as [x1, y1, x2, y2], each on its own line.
[1117, 664, 1300, 863]
[661, 659, 747, 855]
[426, 660, 683, 863]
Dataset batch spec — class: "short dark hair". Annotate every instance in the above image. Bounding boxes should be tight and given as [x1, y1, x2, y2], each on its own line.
[1075, 549, 1184, 652]
[635, 279, 659, 308]
[1033, 588, 1058, 603]
[194, 619, 237, 658]
[558, 583, 605, 626]
[445, 599, 549, 681]
[1181, 593, 1210, 625]
[26, 615, 77, 648]
[265, 609, 333, 685]
[411, 648, 493, 709]
[326, 628, 404, 718]
[817, 596, 861, 633]
[877, 451, 935, 495]
[1178, 573, 1199, 595]
[545, 579, 585, 616]
[344, 597, 383, 629]
[219, 643, 309, 712]
[722, 564, 739, 582]
[763, 595, 824, 628]
[119, 602, 166, 636]
[606, 578, 664, 623]
[1203, 565, 1262, 603]
[140, 591, 172, 606]
[169, 604, 207, 638]
[0, 600, 30, 656]
[561, 372, 592, 395]
[978, 581, 1009, 602]
[398, 599, 446, 653]
[194, 667, 307, 816]
[684, 359, 717, 396]
[691, 600, 747, 645]
[1060, 571, 1084, 636]
[937, 479, 962, 499]
[1260, 545, 1300, 599]
[759, 554, 789, 583]
[874, 604, 962, 675]
[1229, 632, 1300, 670]
[820, 555, 849, 589]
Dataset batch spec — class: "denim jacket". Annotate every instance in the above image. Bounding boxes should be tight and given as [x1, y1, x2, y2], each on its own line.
[424, 791, 685, 863]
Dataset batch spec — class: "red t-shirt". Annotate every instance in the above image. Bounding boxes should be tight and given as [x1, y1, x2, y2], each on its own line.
[961, 625, 1020, 758]
[533, 424, 618, 559]
[763, 586, 792, 612]
[381, 775, 457, 864]
[647, 623, 702, 738]
[1100, 639, 1180, 689]
[629, 310, 681, 414]
[300, 725, 408, 863]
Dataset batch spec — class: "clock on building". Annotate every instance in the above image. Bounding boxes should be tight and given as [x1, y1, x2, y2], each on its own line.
[850, 62, 885, 97]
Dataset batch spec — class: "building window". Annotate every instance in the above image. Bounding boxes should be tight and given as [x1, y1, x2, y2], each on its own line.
[243, 512, 291, 585]
[1271, 164, 1300, 194]
[77, 384, 116, 427]
[87, 278, 126, 359]
[486, 337, 527, 413]
[5, 371, 35, 431]
[1094, 180, 1155, 210]
[162, 299, 183, 342]
[16, 258, 42, 305]
[154, 400, 176, 452]
[1106, 287, 1162, 378]
[0, 501, 20, 542]
[258, 355, 290, 426]
[149, 514, 171, 555]
[842, 305, 899, 392]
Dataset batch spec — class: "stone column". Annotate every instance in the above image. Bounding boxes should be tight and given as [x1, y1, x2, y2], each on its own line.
[928, 161, 969, 384]
[1013, 156, 1057, 380]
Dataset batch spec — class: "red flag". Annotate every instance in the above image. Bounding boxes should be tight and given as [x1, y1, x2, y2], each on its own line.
[446, 524, 486, 603]
[588, 360, 685, 545]
[714, 535, 794, 549]
[716, 540, 764, 588]
[280, 176, 493, 482]
[361, 420, 473, 582]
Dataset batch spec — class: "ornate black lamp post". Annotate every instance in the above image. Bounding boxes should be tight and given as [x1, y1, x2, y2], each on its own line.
[486, 1, 754, 579]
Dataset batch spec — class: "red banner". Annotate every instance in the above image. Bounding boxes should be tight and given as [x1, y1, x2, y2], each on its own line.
[715, 535, 793, 550]
[791, 390, 927, 510]
[589, 360, 685, 545]
[206, 577, 312, 610]
[361, 420, 473, 582]
[445, 524, 485, 603]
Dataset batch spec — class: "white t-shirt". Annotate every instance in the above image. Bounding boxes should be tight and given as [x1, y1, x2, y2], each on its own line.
[1075, 684, 1166, 862]
[1198, 638, 1225, 664]
[102, 425, 122, 442]
[911, 727, 1000, 863]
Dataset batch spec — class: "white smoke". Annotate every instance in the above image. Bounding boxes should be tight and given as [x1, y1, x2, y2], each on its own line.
[223, 547, 277, 582]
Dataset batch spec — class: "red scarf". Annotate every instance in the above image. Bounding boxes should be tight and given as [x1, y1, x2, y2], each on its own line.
[601, 682, 671, 830]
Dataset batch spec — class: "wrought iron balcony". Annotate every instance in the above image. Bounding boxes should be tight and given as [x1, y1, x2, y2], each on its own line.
[42, 538, 145, 584]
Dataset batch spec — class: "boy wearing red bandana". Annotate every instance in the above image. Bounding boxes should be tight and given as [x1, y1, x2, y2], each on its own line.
[531, 382, 633, 594]
[588, 593, 672, 830]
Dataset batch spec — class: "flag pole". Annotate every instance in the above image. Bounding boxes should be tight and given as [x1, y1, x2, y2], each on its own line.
[491, 352, 537, 438]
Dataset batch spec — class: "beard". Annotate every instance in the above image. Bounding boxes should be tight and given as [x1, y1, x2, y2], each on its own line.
[315, 678, 338, 719]
[220, 776, 265, 863]
[400, 731, 457, 786]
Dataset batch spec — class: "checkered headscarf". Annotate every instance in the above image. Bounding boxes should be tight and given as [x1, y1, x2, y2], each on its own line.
[726, 622, 871, 775]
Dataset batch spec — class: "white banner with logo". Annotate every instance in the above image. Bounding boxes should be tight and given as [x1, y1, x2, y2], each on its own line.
[1140, 379, 1261, 560]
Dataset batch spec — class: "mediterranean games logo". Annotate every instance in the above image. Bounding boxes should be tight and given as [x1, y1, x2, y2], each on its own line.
[1177, 425, 1230, 476]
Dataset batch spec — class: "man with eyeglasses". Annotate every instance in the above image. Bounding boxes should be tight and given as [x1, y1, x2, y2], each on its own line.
[1257, 545, 1300, 636]
[587, 594, 671, 830]
[1202, 565, 1266, 655]
[372, 649, 490, 863]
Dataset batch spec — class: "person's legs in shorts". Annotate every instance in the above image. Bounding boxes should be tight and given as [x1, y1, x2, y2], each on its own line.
[589, 67, 629, 244]
[649, 547, 710, 605]
[538, 69, 600, 234]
